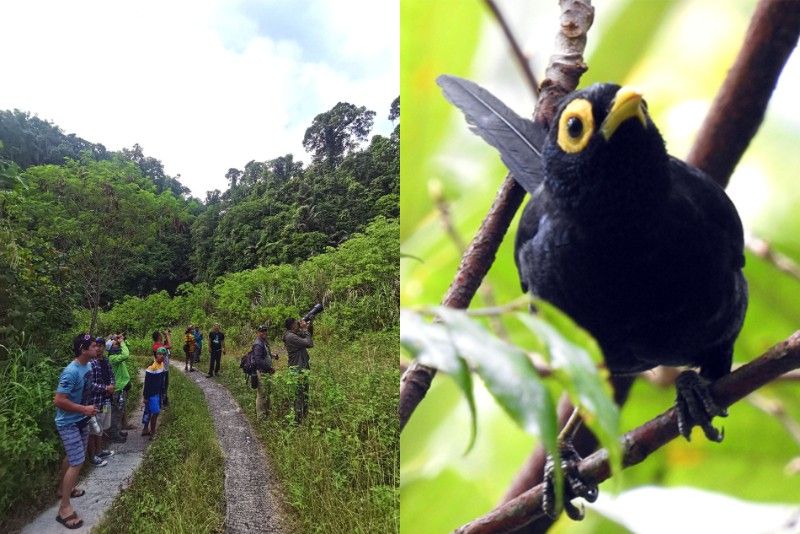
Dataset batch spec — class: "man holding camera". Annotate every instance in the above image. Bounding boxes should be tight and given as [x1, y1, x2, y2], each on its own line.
[283, 316, 314, 423]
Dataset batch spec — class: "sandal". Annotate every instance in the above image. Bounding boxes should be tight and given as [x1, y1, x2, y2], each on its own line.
[55, 511, 84, 529]
[57, 488, 85, 498]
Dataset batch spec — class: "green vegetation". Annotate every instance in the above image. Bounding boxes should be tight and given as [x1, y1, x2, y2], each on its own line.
[94, 218, 400, 532]
[218, 332, 398, 533]
[95, 357, 225, 534]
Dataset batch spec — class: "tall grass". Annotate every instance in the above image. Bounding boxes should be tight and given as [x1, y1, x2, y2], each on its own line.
[94, 355, 225, 534]
[218, 329, 399, 533]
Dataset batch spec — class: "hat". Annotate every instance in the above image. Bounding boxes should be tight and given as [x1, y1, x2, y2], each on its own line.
[95, 337, 105, 346]
[257, 324, 268, 332]
[156, 347, 168, 354]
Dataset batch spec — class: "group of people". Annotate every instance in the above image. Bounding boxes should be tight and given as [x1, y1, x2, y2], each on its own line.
[51, 317, 313, 529]
[53, 333, 136, 529]
[251, 316, 314, 424]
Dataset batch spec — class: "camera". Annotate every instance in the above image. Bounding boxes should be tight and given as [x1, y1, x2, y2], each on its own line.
[302, 303, 324, 322]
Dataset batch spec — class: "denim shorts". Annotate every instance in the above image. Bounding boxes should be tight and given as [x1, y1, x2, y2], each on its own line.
[57, 422, 90, 466]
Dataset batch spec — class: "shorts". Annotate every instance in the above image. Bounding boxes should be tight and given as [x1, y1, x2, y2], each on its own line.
[91, 405, 112, 435]
[57, 422, 90, 466]
[147, 395, 161, 415]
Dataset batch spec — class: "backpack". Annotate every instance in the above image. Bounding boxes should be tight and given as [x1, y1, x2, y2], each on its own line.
[240, 349, 257, 376]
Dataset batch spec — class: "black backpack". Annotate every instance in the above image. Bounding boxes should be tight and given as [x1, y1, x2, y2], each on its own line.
[240, 349, 257, 375]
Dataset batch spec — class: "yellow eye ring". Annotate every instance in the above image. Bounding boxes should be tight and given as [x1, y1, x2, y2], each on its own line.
[557, 98, 595, 153]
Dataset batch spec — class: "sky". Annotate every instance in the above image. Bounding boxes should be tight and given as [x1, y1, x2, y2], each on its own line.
[0, 0, 398, 199]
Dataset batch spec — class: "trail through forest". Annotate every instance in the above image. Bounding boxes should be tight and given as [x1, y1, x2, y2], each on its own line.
[176, 362, 290, 533]
[22, 372, 148, 534]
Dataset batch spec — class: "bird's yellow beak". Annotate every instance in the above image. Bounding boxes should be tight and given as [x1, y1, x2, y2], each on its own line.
[600, 87, 647, 141]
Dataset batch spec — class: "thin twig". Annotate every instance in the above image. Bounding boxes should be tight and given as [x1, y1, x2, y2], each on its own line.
[457, 331, 800, 533]
[686, 0, 800, 187]
[746, 234, 800, 282]
[484, 0, 540, 98]
[399, 0, 596, 433]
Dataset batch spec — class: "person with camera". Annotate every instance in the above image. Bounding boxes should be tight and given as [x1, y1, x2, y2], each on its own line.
[252, 324, 276, 418]
[207, 323, 225, 378]
[52, 334, 100, 529]
[283, 316, 315, 423]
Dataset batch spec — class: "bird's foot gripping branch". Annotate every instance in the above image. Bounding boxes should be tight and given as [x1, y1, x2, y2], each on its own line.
[451, 330, 800, 534]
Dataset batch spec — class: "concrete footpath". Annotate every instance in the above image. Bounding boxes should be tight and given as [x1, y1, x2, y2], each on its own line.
[22, 372, 148, 534]
[176, 362, 290, 533]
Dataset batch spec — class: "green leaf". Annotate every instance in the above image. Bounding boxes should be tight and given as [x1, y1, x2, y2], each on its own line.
[517, 301, 622, 483]
[400, 310, 477, 451]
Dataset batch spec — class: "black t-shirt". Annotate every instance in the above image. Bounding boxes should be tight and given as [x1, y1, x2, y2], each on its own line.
[209, 331, 225, 353]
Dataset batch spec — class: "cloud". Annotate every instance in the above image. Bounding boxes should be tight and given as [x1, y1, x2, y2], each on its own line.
[0, 0, 398, 198]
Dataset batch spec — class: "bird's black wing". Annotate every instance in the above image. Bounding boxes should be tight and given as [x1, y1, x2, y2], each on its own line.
[437, 75, 547, 195]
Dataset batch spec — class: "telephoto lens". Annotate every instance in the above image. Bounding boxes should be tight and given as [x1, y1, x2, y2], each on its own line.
[302, 303, 324, 322]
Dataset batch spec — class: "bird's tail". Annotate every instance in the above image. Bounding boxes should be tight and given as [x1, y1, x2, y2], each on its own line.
[436, 75, 547, 195]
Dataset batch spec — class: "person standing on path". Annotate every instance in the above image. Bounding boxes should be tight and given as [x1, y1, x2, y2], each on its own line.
[193, 326, 203, 364]
[183, 326, 196, 372]
[152, 330, 172, 405]
[53, 334, 99, 529]
[207, 323, 225, 378]
[283, 317, 313, 423]
[142, 348, 167, 439]
[108, 335, 134, 440]
[252, 325, 275, 418]
[86, 338, 117, 462]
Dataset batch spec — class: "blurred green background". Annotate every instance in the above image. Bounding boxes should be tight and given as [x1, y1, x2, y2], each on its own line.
[400, 0, 800, 532]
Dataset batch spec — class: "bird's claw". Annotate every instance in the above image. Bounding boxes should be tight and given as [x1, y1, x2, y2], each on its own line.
[675, 370, 726, 442]
[543, 441, 598, 520]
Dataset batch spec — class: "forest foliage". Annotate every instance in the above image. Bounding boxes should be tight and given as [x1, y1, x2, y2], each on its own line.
[0, 98, 398, 351]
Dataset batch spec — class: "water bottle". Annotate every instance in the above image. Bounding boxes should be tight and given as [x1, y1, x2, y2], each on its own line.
[87, 415, 101, 434]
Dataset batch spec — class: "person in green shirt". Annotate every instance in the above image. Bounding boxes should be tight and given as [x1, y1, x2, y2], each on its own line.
[108, 335, 133, 441]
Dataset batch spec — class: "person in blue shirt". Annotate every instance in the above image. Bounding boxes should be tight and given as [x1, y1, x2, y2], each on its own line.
[53, 334, 99, 529]
[193, 326, 203, 364]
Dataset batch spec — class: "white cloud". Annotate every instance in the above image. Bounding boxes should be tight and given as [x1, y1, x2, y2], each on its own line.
[0, 0, 398, 198]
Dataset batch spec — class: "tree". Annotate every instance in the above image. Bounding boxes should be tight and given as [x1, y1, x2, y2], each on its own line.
[389, 96, 400, 123]
[268, 154, 303, 181]
[302, 102, 375, 168]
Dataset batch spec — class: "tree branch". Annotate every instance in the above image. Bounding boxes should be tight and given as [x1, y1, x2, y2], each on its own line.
[457, 331, 800, 534]
[399, 0, 596, 433]
[686, 0, 800, 187]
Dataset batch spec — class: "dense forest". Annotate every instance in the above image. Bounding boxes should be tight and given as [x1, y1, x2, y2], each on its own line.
[0, 98, 398, 349]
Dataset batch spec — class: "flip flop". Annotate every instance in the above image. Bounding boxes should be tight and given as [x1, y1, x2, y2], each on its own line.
[55, 511, 84, 529]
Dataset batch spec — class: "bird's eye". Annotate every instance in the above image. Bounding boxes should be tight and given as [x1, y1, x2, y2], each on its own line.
[557, 98, 595, 154]
[567, 117, 583, 138]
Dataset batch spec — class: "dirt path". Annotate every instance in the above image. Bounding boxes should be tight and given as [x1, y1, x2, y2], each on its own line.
[175, 362, 290, 533]
[22, 371, 148, 534]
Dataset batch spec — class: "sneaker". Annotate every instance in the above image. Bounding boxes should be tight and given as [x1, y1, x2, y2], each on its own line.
[90, 456, 107, 467]
[206, 374, 213, 378]
[97, 449, 115, 458]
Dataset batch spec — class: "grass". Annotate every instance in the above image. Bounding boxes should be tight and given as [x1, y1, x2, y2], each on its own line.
[216, 329, 399, 533]
[94, 354, 225, 534]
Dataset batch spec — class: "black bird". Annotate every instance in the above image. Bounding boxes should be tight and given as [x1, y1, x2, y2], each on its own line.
[438, 76, 748, 516]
